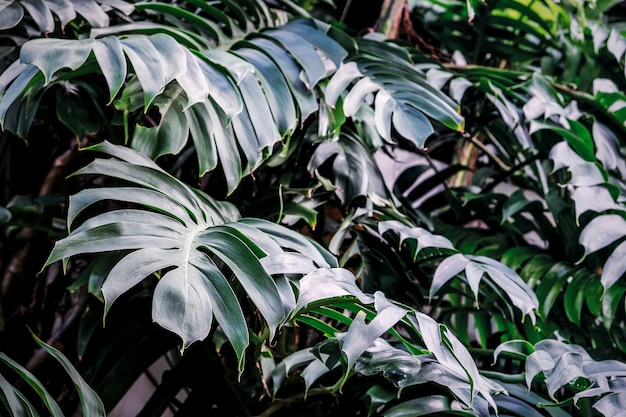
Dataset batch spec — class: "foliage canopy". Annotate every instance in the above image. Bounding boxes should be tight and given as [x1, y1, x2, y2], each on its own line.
[1, 0, 626, 416]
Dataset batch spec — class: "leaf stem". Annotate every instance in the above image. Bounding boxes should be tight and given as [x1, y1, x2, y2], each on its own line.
[479, 370, 526, 383]
[481, 152, 542, 194]
[257, 387, 337, 417]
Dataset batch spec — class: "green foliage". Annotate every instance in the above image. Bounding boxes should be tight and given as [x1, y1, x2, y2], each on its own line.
[0, 333, 104, 416]
[1, 0, 626, 416]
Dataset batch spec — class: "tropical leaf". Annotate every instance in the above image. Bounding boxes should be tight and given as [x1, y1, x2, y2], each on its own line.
[0, 0, 133, 33]
[325, 37, 464, 149]
[375, 219, 539, 323]
[271, 271, 503, 416]
[0, 333, 105, 417]
[43, 141, 336, 372]
[307, 129, 391, 205]
[496, 338, 626, 415]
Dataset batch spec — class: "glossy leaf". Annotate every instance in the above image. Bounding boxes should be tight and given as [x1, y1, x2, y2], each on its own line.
[432, 254, 539, 322]
[579, 214, 626, 255]
[43, 142, 335, 368]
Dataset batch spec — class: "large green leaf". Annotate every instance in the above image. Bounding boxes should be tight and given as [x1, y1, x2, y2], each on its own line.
[273, 272, 502, 415]
[325, 48, 464, 149]
[43, 142, 335, 370]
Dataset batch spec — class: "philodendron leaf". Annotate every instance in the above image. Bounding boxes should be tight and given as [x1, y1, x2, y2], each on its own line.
[601, 240, 626, 290]
[522, 339, 626, 412]
[274, 283, 500, 414]
[341, 293, 407, 384]
[0, 2, 24, 30]
[20, 38, 95, 84]
[378, 220, 455, 260]
[383, 395, 477, 417]
[43, 142, 335, 371]
[431, 254, 539, 323]
[325, 45, 464, 149]
[579, 214, 626, 255]
[594, 390, 626, 417]
[294, 268, 375, 313]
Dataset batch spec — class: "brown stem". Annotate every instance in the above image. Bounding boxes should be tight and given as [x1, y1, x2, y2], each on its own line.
[374, 0, 441, 58]
[25, 285, 89, 372]
[2, 139, 81, 299]
[374, 0, 407, 38]
[39, 140, 81, 197]
[450, 134, 482, 188]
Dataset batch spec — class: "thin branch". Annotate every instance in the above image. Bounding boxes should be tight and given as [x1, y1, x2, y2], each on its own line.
[374, 0, 407, 38]
[339, 0, 353, 23]
[25, 285, 90, 372]
[2, 139, 82, 299]
[481, 152, 542, 194]
[469, 135, 510, 171]
[257, 387, 337, 417]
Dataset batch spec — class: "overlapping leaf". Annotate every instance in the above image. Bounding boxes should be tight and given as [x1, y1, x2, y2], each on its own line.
[43, 142, 335, 371]
[0, 333, 105, 417]
[270, 269, 502, 416]
[376, 219, 539, 322]
[325, 37, 464, 150]
[0, 0, 133, 32]
[496, 339, 626, 416]
[0, 17, 351, 194]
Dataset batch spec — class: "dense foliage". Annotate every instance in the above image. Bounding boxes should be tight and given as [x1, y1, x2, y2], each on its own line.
[1, 0, 626, 415]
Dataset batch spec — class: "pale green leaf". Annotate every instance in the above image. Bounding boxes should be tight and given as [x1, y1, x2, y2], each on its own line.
[46, 0, 76, 27]
[260, 253, 319, 276]
[21, 0, 54, 32]
[198, 228, 287, 340]
[343, 78, 379, 116]
[594, 391, 626, 417]
[187, 102, 219, 176]
[248, 36, 318, 119]
[121, 36, 167, 109]
[0, 2, 23, 30]
[102, 247, 176, 316]
[545, 353, 586, 399]
[431, 253, 469, 300]
[579, 214, 626, 255]
[295, 268, 374, 313]
[73, 0, 109, 28]
[573, 186, 618, 221]
[93, 36, 127, 103]
[265, 29, 327, 88]
[0, 373, 23, 417]
[176, 49, 210, 109]
[374, 89, 394, 141]
[0, 352, 64, 417]
[191, 258, 248, 374]
[341, 293, 407, 382]
[325, 61, 361, 106]
[391, 102, 434, 148]
[130, 84, 189, 159]
[384, 395, 475, 417]
[20, 38, 95, 84]
[282, 19, 347, 68]
[601, 239, 626, 290]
